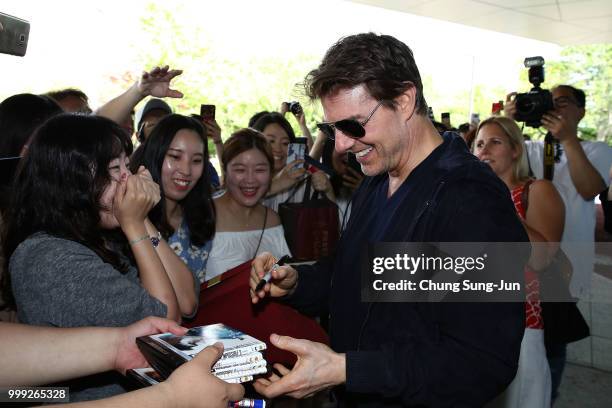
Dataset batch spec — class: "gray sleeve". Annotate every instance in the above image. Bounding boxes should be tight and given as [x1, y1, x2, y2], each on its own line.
[11, 236, 167, 328]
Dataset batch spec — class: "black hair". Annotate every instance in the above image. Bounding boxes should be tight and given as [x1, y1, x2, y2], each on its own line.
[45, 88, 91, 114]
[458, 123, 471, 133]
[248, 111, 270, 128]
[0, 93, 63, 159]
[2, 114, 133, 309]
[304, 32, 428, 115]
[554, 85, 586, 108]
[131, 114, 215, 246]
[45, 88, 89, 103]
[251, 112, 296, 143]
[0, 94, 63, 212]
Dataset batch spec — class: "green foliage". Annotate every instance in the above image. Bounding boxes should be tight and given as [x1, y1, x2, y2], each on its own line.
[135, 3, 322, 153]
[134, 4, 611, 147]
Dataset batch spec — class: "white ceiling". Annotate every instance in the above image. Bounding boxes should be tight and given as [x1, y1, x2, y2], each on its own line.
[349, 0, 612, 45]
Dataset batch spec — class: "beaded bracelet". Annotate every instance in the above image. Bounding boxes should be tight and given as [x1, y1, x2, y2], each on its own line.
[129, 234, 151, 245]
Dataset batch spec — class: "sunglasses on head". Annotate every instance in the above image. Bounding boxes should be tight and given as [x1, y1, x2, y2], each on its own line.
[316, 100, 389, 141]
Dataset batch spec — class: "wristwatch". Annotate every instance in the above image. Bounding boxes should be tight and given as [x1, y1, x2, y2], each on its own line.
[150, 231, 162, 248]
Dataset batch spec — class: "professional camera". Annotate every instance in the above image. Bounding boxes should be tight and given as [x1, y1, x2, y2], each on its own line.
[514, 56, 554, 128]
[287, 101, 303, 116]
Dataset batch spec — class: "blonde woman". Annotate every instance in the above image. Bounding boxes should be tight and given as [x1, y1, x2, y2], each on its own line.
[473, 116, 564, 408]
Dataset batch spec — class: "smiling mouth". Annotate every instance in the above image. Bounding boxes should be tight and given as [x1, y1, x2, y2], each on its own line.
[240, 186, 259, 198]
[173, 178, 191, 190]
[355, 147, 373, 159]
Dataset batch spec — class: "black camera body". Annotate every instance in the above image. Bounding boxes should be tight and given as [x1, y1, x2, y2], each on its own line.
[287, 101, 302, 116]
[514, 56, 554, 128]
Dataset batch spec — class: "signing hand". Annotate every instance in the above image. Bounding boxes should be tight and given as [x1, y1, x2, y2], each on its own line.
[160, 343, 245, 408]
[137, 65, 184, 99]
[250, 252, 298, 304]
[113, 317, 187, 375]
[253, 334, 345, 399]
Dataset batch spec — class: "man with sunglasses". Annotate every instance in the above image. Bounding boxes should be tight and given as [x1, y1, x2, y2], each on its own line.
[505, 85, 612, 403]
[249, 33, 528, 406]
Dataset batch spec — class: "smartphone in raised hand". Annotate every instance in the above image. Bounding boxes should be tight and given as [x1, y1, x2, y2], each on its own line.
[200, 104, 216, 121]
[286, 138, 307, 166]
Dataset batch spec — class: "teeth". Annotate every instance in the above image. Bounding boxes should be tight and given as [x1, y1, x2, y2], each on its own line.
[356, 147, 373, 158]
[174, 179, 190, 186]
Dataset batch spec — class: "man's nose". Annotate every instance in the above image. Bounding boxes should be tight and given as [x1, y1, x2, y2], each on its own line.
[334, 131, 355, 154]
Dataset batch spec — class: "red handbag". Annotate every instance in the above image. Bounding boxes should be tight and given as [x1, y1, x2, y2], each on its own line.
[278, 179, 339, 261]
[185, 260, 329, 367]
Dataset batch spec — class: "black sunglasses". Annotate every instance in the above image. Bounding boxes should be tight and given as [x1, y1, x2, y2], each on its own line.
[316, 100, 388, 141]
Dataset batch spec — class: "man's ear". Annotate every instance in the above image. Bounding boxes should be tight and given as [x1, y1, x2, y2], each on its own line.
[396, 86, 417, 119]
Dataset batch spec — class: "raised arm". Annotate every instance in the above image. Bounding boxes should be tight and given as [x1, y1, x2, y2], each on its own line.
[541, 112, 606, 199]
[114, 168, 181, 322]
[97, 66, 183, 125]
[308, 130, 327, 161]
[280, 102, 314, 150]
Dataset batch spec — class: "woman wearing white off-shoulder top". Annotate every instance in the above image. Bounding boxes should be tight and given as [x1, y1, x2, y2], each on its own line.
[206, 129, 290, 281]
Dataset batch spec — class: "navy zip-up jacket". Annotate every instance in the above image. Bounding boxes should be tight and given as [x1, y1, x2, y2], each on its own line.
[286, 133, 528, 407]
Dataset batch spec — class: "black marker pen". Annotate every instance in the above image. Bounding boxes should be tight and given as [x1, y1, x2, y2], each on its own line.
[255, 255, 290, 292]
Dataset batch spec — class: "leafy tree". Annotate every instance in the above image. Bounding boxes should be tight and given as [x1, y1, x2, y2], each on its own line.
[130, 4, 611, 148]
[133, 3, 322, 155]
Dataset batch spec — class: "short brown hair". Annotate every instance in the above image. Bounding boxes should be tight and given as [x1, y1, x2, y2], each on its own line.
[304, 33, 428, 115]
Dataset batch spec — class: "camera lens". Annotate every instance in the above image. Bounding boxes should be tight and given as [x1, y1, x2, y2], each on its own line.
[516, 97, 536, 115]
[290, 102, 302, 115]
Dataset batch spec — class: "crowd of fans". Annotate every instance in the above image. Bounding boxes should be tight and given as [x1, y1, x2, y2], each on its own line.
[0, 52, 611, 408]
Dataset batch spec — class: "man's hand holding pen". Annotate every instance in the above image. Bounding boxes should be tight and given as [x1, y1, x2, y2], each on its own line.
[249, 253, 297, 304]
[248, 253, 346, 399]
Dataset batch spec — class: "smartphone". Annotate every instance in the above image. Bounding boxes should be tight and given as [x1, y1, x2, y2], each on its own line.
[286, 138, 307, 166]
[441, 112, 451, 128]
[470, 113, 480, 127]
[0, 12, 30, 57]
[200, 104, 216, 121]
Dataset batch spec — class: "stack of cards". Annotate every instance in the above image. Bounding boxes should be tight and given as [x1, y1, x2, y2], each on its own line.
[134, 323, 268, 383]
